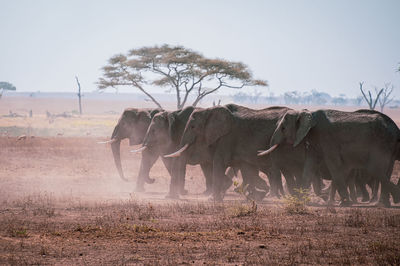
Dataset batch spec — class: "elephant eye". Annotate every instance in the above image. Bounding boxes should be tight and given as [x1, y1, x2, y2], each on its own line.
[191, 125, 195, 129]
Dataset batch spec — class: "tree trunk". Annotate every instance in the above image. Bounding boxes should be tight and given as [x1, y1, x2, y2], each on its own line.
[75, 76, 82, 115]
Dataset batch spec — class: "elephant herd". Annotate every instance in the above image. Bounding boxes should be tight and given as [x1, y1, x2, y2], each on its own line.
[105, 104, 400, 207]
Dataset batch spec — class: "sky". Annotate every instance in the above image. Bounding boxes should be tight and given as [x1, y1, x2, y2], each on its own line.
[1, 0, 399, 98]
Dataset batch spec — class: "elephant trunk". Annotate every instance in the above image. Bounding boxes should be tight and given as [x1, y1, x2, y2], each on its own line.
[111, 139, 129, 182]
[111, 124, 119, 139]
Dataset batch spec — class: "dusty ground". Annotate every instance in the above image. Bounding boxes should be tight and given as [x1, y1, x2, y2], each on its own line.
[0, 97, 400, 264]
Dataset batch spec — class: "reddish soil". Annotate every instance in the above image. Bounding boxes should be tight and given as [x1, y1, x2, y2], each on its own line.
[0, 136, 399, 265]
[1, 97, 400, 264]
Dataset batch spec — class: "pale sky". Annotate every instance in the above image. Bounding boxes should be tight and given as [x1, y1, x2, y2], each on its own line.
[1, 0, 399, 97]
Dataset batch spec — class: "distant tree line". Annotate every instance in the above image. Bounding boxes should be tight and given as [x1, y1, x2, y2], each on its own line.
[232, 82, 397, 112]
[233, 89, 364, 106]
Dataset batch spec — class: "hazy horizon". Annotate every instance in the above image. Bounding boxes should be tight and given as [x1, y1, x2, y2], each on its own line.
[1, 0, 399, 98]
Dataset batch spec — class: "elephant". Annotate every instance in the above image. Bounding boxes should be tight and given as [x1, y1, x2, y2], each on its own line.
[258, 108, 400, 207]
[165, 104, 302, 201]
[137, 106, 209, 194]
[141, 106, 269, 200]
[106, 108, 163, 189]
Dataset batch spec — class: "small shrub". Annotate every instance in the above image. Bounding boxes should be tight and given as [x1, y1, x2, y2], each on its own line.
[283, 188, 310, 214]
[230, 181, 257, 217]
[228, 201, 257, 218]
[11, 228, 28, 238]
[132, 224, 157, 233]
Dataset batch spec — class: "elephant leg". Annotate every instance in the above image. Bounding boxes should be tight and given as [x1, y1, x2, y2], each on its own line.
[374, 159, 395, 207]
[226, 167, 238, 179]
[302, 155, 319, 190]
[281, 169, 296, 195]
[353, 170, 366, 200]
[312, 176, 330, 201]
[323, 156, 351, 206]
[380, 160, 400, 204]
[379, 179, 391, 207]
[166, 158, 186, 199]
[135, 149, 159, 192]
[312, 176, 323, 196]
[262, 167, 283, 198]
[347, 175, 358, 204]
[200, 163, 213, 195]
[211, 155, 232, 202]
[329, 179, 352, 207]
[335, 177, 351, 206]
[358, 182, 370, 203]
[369, 179, 379, 203]
[386, 180, 400, 204]
[240, 164, 269, 202]
[328, 182, 336, 204]
[355, 173, 370, 202]
[162, 157, 188, 196]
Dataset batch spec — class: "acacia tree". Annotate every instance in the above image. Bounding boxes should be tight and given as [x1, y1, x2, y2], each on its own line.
[0, 81, 16, 99]
[98, 44, 267, 109]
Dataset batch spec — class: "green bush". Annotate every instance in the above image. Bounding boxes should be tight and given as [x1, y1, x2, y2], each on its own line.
[283, 188, 310, 214]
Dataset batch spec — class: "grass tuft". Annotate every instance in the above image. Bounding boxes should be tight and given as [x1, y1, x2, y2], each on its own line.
[283, 188, 311, 214]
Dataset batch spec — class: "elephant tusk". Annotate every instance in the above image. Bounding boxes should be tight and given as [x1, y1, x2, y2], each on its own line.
[257, 144, 279, 156]
[164, 143, 189, 158]
[97, 139, 117, 144]
[130, 146, 147, 153]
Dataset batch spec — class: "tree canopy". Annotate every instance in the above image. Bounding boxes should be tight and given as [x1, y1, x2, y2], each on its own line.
[0, 81, 16, 91]
[98, 44, 267, 109]
[0, 81, 16, 99]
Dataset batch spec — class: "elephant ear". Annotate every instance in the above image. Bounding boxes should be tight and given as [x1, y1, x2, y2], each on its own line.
[294, 111, 314, 147]
[149, 108, 162, 118]
[138, 111, 152, 124]
[205, 107, 232, 146]
[169, 106, 195, 142]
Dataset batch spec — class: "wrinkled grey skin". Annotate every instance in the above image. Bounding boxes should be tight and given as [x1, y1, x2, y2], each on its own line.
[172, 104, 295, 201]
[267, 109, 400, 207]
[142, 106, 208, 194]
[153, 106, 268, 200]
[110, 108, 162, 189]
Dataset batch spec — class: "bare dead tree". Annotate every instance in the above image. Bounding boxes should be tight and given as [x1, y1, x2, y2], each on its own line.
[75, 76, 82, 115]
[359, 82, 383, 110]
[377, 83, 394, 112]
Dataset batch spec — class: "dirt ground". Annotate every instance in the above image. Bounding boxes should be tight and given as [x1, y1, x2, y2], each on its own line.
[0, 97, 400, 264]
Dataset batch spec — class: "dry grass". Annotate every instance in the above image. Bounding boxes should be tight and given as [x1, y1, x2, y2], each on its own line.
[1, 196, 400, 265]
[0, 136, 399, 264]
[0, 115, 118, 137]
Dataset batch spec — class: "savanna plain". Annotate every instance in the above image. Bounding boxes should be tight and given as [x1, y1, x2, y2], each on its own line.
[1, 97, 400, 265]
